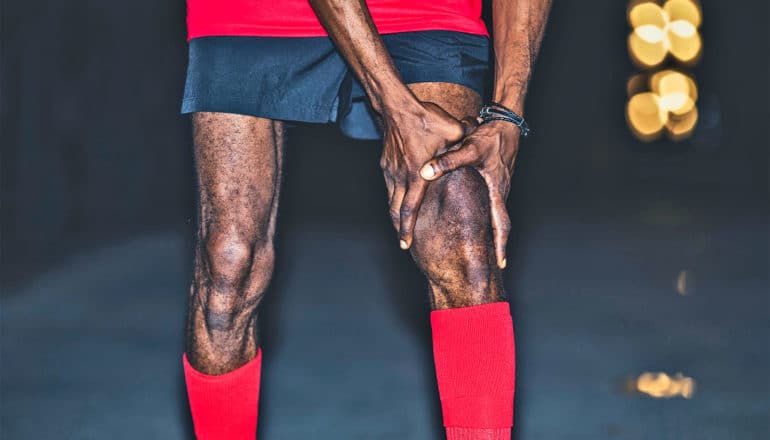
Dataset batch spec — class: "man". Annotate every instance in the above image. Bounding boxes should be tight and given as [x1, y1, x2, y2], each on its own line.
[180, 1, 551, 439]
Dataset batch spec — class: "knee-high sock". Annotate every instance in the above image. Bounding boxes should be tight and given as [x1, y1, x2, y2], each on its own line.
[431, 302, 515, 440]
[183, 350, 262, 440]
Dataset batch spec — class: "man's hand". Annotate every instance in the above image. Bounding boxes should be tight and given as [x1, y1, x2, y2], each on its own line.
[379, 100, 465, 249]
[419, 120, 521, 268]
[305, 0, 464, 249]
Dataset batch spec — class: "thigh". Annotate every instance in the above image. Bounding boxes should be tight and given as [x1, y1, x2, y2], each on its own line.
[408, 82, 481, 122]
[193, 112, 284, 242]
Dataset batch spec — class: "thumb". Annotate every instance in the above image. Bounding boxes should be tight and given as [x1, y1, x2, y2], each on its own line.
[424, 102, 465, 143]
[419, 143, 481, 181]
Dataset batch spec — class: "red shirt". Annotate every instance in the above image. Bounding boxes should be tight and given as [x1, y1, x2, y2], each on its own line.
[186, 1, 487, 39]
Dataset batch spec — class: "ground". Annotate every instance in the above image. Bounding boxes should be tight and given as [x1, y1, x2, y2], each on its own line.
[2, 202, 768, 439]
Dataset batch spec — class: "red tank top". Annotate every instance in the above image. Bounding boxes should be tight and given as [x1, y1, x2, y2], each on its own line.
[186, 1, 487, 39]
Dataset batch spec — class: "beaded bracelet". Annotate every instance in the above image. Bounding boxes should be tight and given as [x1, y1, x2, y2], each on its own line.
[479, 101, 530, 137]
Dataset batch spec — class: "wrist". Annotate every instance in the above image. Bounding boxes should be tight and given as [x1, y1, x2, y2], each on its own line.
[491, 90, 525, 116]
[492, 77, 528, 115]
[480, 102, 530, 137]
[364, 73, 417, 115]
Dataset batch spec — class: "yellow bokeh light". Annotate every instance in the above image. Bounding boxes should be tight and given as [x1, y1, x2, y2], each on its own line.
[650, 70, 698, 101]
[664, 0, 702, 28]
[671, 95, 695, 116]
[627, 92, 667, 140]
[668, 19, 697, 38]
[627, 0, 701, 67]
[626, 70, 699, 141]
[657, 70, 690, 95]
[636, 372, 696, 399]
[653, 70, 697, 114]
[626, 0, 701, 141]
[666, 105, 698, 140]
[668, 30, 702, 62]
[629, 32, 668, 67]
[629, 2, 667, 29]
[658, 92, 690, 112]
[635, 24, 667, 43]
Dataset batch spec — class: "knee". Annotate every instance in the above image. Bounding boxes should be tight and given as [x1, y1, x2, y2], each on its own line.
[200, 232, 275, 330]
[411, 167, 501, 304]
[414, 167, 492, 255]
[412, 168, 494, 279]
[435, 167, 490, 230]
[204, 232, 274, 292]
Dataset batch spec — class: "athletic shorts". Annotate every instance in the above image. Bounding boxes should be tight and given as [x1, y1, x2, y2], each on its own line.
[181, 31, 489, 140]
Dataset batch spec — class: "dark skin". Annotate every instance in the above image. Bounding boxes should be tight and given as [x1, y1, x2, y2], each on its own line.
[310, 0, 552, 267]
[186, 82, 503, 374]
[186, 114, 284, 374]
[187, 1, 551, 374]
[420, 0, 553, 268]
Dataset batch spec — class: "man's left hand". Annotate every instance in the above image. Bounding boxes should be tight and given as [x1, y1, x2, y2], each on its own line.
[419, 120, 521, 269]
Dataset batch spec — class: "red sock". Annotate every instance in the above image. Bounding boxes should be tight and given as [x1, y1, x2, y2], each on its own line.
[431, 302, 515, 440]
[183, 350, 262, 440]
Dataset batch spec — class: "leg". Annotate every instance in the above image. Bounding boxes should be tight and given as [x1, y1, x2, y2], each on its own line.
[183, 112, 284, 440]
[407, 83, 515, 439]
[406, 82, 504, 309]
[187, 112, 283, 374]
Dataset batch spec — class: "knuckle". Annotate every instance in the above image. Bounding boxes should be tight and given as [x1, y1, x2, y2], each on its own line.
[467, 142, 481, 155]
[437, 156, 454, 171]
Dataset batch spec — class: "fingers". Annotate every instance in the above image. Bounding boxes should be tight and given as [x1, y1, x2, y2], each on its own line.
[488, 190, 511, 269]
[420, 143, 480, 181]
[398, 175, 428, 249]
[389, 183, 405, 233]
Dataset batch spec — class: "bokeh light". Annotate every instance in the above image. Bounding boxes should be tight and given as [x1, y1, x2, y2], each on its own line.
[626, 1, 701, 141]
[627, 0, 702, 68]
[652, 69, 697, 115]
[627, 92, 666, 140]
[626, 70, 699, 141]
[664, 0, 701, 27]
[635, 372, 696, 399]
[675, 269, 694, 296]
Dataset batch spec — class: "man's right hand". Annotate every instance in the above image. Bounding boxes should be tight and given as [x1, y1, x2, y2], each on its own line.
[306, 0, 464, 248]
[378, 97, 465, 250]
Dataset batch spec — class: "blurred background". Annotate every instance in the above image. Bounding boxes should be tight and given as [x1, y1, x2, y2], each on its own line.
[1, 0, 768, 439]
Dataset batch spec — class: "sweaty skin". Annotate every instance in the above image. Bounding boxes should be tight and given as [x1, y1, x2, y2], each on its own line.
[185, 0, 552, 376]
[308, 0, 466, 250]
[185, 82, 503, 374]
[407, 83, 505, 310]
[310, 0, 552, 268]
[186, 114, 283, 375]
[420, 0, 553, 267]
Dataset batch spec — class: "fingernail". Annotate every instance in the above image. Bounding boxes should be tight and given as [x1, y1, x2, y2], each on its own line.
[420, 164, 435, 179]
[500, 258, 507, 269]
[400, 240, 409, 250]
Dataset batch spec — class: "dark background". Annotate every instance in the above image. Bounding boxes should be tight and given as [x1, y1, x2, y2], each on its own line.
[2, 1, 768, 439]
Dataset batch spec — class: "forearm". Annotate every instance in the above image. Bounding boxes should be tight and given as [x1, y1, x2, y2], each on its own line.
[491, 0, 552, 114]
[308, 0, 415, 113]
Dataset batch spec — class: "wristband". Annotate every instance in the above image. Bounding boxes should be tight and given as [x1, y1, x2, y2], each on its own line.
[479, 101, 530, 137]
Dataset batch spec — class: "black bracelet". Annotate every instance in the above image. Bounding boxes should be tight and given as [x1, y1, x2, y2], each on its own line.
[479, 101, 530, 137]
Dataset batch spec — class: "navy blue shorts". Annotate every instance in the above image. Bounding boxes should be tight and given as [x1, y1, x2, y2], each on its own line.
[181, 31, 489, 140]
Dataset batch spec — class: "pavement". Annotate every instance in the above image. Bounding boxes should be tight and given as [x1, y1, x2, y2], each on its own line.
[2, 206, 768, 439]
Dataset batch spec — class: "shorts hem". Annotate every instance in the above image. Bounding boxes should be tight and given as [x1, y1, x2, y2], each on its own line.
[180, 97, 337, 123]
